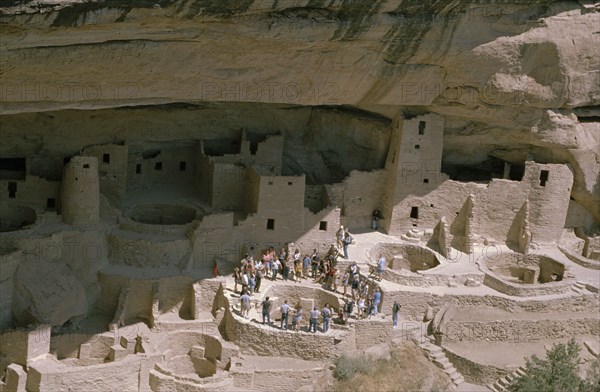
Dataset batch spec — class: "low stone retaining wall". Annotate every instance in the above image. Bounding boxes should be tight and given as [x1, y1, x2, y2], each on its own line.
[440, 317, 599, 343]
[380, 285, 599, 322]
[221, 309, 350, 360]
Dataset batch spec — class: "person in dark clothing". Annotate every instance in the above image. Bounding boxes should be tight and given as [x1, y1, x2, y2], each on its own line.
[261, 296, 272, 325]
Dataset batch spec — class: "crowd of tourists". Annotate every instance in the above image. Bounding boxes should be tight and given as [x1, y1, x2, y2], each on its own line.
[231, 227, 400, 332]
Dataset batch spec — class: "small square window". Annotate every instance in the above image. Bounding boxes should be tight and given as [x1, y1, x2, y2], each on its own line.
[415, 144, 420, 149]
[288, 181, 293, 186]
[47, 198, 56, 209]
[268, 181, 273, 185]
[412, 223, 417, 227]
[103, 154, 110, 163]
[319, 221, 328, 231]
[155, 162, 162, 171]
[430, 204, 434, 207]
[423, 179, 429, 183]
[83, 164, 90, 169]
[179, 161, 186, 171]
[267, 219, 275, 230]
[136, 164, 142, 174]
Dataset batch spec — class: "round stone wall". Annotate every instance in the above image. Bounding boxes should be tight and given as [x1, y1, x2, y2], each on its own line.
[368, 243, 440, 272]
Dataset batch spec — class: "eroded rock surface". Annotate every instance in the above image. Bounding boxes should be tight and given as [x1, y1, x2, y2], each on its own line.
[13, 260, 87, 326]
[1, 0, 598, 219]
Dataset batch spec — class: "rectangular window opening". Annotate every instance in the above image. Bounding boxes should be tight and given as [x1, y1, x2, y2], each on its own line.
[539, 170, 549, 187]
[418, 121, 426, 135]
[47, 198, 56, 209]
[155, 162, 163, 171]
[287, 181, 293, 186]
[267, 219, 275, 230]
[8, 182, 17, 198]
[268, 181, 273, 185]
[415, 144, 420, 149]
[319, 221, 328, 231]
[83, 164, 90, 169]
[136, 164, 142, 174]
[103, 154, 110, 164]
[423, 178, 429, 183]
[179, 161, 186, 171]
[410, 206, 419, 219]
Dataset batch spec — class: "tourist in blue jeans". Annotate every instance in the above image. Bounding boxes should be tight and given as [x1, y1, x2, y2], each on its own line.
[373, 288, 381, 315]
[280, 300, 290, 330]
[322, 304, 332, 332]
[308, 307, 320, 333]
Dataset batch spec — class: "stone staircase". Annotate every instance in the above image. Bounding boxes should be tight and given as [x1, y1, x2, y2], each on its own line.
[419, 341, 465, 390]
[401, 228, 424, 243]
[486, 366, 527, 392]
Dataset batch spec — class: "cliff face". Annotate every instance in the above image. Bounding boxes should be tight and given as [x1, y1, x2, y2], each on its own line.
[1, 0, 599, 222]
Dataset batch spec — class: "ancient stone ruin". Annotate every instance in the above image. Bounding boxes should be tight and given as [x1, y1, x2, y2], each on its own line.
[0, 1, 599, 391]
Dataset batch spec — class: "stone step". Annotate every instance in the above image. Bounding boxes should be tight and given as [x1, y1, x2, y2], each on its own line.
[425, 345, 444, 354]
[432, 352, 447, 361]
[515, 368, 527, 377]
[575, 281, 587, 288]
[572, 287, 584, 295]
[447, 368, 459, 378]
[435, 360, 453, 370]
[431, 352, 447, 362]
[486, 383, 500, 392]
[493, 382, 506, 392]
[453, 375, 464, 386]
[400, 235, 420, 243]
[498, 376, 511, 387]
[450, 371, 463, 382]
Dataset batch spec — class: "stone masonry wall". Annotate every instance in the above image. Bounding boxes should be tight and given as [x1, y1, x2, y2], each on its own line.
[222, 309, 346, 360]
